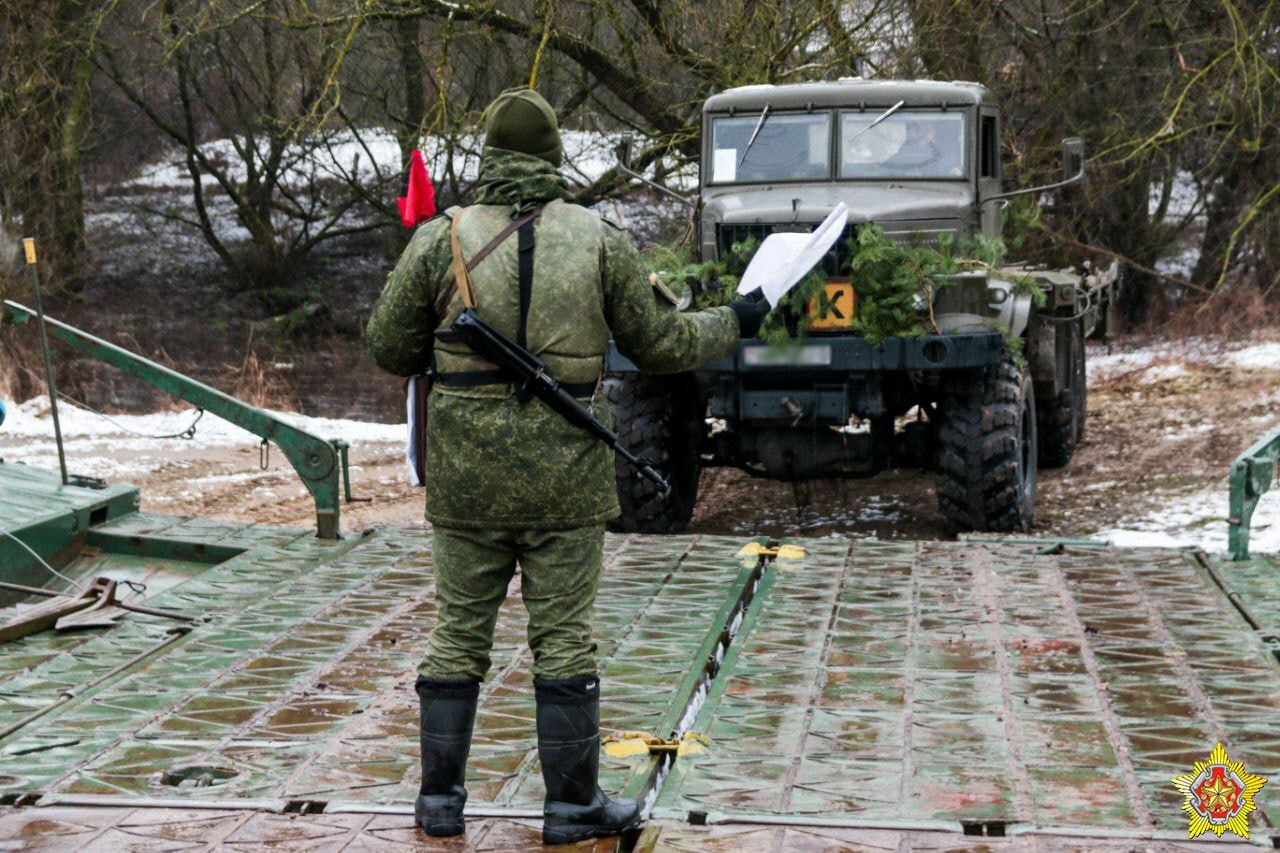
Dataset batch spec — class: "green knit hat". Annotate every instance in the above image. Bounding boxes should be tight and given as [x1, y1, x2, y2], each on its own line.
[482, 88, 563, 167]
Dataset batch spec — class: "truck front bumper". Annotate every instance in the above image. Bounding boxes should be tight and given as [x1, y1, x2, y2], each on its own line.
[605, 331, 1006, 375]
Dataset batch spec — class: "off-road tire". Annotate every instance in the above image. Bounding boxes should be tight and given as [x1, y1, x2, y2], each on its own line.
[604, 375, 700, 534]
[1036, 319, 1086, 469]
[936, 356, 1037, 532]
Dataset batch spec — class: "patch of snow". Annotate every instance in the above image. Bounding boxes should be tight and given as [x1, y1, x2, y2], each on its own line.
[1144, 362, 1192, 383]
[1088, 339, 1280, 383]
[122, 128, 684, 198]
[1154, 241, 1201, 280]
[1225, 343, 1280, 371]
[96, 128, 696, 277]
[1161, 422, 1214, 441]
[1103, 529, 1187, 549]
[2, 396, 403, 444]
[1087, 346, 1162, 379]
[0, 452, 160, 480]
[1148, 170, 1203, 222]
[188, 470, 290, 487]
[1096, 483, 1280, 555]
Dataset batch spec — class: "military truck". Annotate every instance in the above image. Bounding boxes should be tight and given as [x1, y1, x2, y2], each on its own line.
[605, 79, 1120, 533]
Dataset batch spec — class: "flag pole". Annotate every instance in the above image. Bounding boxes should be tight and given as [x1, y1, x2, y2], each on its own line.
[24, 238, 68, 486]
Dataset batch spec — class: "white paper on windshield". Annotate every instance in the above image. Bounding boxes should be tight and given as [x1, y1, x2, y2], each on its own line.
[737, 202, 849, 306]
[713, 148, 737, 182]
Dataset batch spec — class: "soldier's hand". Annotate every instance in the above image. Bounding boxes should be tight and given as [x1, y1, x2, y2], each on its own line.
[728, 288, 770, 338]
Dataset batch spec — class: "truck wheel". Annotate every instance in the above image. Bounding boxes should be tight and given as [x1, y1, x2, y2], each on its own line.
[936, 355, 1037, 532]
[1036, 320, 1086, 468]
[604, 375, 700, 534]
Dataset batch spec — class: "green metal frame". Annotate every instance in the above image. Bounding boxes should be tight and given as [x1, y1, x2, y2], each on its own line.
[1228, 422, 1280, 561]
[2, 300, 343, 539]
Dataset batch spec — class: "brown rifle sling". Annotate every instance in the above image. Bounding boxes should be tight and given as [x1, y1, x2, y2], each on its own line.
[409, 208, 543, 485]
[442, 205, 544, 315]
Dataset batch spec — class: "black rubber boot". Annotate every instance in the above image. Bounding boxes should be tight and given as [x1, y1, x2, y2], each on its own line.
[414, 677, 480, 837]
[535, 675, 641, 845]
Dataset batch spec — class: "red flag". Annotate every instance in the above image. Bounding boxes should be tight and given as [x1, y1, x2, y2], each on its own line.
[397, 150, 436, 228]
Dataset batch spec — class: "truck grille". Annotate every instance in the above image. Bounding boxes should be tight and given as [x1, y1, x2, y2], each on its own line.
[715, 222, 857, 276]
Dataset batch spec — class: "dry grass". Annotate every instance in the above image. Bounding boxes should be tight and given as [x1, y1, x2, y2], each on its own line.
[0, 333, 40, 403]
[1162, 280, 1280, 341]
[227, 329, 294, 411]
[0, 354, 17, 402]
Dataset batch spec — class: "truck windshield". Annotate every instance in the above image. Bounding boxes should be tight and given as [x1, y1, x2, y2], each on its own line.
[839, 111, 966, 179]
[709, 113, 830, 183]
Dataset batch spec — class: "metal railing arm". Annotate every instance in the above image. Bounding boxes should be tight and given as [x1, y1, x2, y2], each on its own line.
[2, 300, 342, 539]
[1228, 423, 1280, 561]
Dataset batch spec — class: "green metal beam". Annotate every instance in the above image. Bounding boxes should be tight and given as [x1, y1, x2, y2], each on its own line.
[86, 529, 247, 565]
[1228, 423, 1280, 561]
[2, 300, 342, 539]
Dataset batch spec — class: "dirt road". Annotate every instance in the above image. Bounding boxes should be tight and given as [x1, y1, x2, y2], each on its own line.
[3, 333, 1277, 549]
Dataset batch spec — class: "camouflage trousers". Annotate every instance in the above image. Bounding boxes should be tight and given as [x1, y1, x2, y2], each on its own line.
[419, 524, 604, 681]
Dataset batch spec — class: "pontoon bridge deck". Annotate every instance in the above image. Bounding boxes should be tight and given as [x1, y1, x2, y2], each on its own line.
[3, 461, 1279, 850]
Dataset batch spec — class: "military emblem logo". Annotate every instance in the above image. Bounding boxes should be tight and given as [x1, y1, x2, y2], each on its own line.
[1170, 742, 1267, 839]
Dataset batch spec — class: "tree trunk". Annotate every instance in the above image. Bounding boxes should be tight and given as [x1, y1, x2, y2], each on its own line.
[0, 0, 91, 291]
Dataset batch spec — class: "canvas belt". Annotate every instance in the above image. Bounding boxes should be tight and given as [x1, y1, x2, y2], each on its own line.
[434, 369, 597, 399]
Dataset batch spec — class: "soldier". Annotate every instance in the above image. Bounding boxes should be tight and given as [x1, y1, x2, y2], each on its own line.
[367, 88, 771, 845]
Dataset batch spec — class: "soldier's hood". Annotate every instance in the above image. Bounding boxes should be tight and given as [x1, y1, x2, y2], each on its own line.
[474, 147, 572, 213]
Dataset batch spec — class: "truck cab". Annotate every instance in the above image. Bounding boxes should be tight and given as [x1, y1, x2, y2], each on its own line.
[700, 79, 1001, 264]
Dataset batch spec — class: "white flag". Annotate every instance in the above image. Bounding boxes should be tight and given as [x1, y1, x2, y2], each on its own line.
[736, 202, 850, 306]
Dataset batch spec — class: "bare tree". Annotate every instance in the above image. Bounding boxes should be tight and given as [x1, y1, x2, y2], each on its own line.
[0, 0, 110, 291]
[903, 0, 1280, 317]
[96, 0, 392, 296]
[4, 0, 1262, 326]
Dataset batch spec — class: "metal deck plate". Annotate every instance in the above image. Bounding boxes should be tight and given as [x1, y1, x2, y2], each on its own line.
[0, 805, 556, 850]
[1, 510, 749, 821]
[0, 463, 139, 587]
[645, 539, 1280, 847]
[4, 495, 1280, 849]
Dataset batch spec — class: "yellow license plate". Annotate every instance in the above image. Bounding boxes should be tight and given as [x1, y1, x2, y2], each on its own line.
[806, 279, 855, 330]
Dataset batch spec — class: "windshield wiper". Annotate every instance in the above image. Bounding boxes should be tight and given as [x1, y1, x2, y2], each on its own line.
[844, 99, 905, 145]
[737, 103, 771, 168]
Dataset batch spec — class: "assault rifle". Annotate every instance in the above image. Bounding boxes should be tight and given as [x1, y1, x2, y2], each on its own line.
[435, 308, 671, 495]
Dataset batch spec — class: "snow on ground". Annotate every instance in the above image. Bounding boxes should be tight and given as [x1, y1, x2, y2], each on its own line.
[6, 337, 1279, 554]
[1097, 483, 1280, 555]
[1086, 335, 1280, 554]
[2, 395, 402, 444]
[1147, 169, 1203, 222]
[93, 128, 693, 277]
[0, 396, 403, 480]
[1227, 342, 1280, 370]
[125, 128, 692, 197]
[1154, 241, 1201, 280]
[1087, 339, 1279, 382]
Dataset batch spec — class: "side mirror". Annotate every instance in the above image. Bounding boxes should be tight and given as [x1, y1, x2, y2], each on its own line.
[982, 135, 1087, 207]
[615, 133, 635, 169]
[612, 134, 695, 209]
[1062, 137, 1085, 183]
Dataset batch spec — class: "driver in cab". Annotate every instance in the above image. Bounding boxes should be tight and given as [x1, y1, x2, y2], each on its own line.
[881, 119, 962, 177]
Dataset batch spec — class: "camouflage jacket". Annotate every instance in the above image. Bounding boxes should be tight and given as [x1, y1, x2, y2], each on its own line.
[367, 147, 739, 530]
